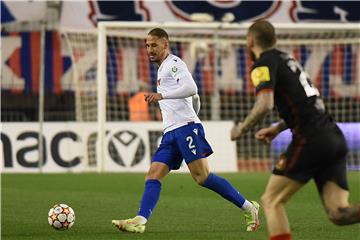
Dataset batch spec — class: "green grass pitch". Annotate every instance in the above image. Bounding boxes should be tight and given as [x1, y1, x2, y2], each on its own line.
[2, 172, 359, 240]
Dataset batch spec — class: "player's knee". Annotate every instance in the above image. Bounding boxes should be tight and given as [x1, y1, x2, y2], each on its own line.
[328, 212, 347, 225]
[145, 171, 157, 180]
[145, 163, 169, 180]
[260, 193, 273, 210]
[192, 174, 207, 185]
[191, 171, 209, 185]
[261, 192, 285, 210]
[146, 168, 163, 180]
[327, 208, 351, 226]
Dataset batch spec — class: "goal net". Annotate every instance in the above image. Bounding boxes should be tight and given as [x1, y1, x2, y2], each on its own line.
[63, 22, 360, 172]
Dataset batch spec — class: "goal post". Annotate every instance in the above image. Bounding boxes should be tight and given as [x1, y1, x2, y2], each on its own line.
[63, 22, 360, 172]
[97, 23, 107, 173]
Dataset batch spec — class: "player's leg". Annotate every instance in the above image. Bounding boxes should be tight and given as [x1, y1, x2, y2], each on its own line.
[187, 158, 260, 232]
[261, 174, 303, 240]
[264, 134, 316, 240]
[112, 162, 169, 233]
[314, 126, 360, 225]
[186, 157, 209, 185]
[113, 131, 177, 233]
[320, 181, 360, 225]
[314, 157, 360, 225]
[177, 123, 259, 231]
[138, 162, 170, 221]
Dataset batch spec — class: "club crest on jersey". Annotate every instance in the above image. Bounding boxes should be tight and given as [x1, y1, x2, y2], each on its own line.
[172, 66, 178, 73]
[251, 66, 270, 87]
[193, 128, 198, 135]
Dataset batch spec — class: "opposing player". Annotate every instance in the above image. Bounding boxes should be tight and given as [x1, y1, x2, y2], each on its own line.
[231, 20, 360, 240]
[112, 28, 260, 233]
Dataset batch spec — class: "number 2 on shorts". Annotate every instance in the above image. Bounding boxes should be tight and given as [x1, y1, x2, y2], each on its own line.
[186, 136, 195, 149]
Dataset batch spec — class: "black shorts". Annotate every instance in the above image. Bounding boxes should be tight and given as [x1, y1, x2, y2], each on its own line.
[273, 125, 349, 193]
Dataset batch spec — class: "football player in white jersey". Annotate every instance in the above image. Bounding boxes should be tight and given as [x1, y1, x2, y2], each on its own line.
[112, 28, 260, 233]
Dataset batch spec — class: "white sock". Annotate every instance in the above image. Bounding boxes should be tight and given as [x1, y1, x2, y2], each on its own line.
[241, 200, 254, 212]
[135, 215, 147, 224]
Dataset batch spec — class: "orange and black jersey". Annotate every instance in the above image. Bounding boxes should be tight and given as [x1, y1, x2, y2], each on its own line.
[250, 49, 334, 136]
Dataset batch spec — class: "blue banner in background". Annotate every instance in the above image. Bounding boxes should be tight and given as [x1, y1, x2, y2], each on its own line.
[94, 1, 360, 23]
[1, 1, 46, 24]
[59, 1, 360, 29]
[1, 31, 72, 94]
[1, 1, 15, 23]
[293, 1, 360, 22]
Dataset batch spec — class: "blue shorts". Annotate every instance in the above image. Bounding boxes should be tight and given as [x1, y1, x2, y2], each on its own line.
[152, 123, 213, 170]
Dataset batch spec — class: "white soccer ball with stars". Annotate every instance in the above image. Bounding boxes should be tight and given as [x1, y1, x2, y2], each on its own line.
[48, 203, 75, 230]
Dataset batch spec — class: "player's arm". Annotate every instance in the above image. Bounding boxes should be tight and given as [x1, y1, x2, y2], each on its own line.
[161, 65, 197, 99]
[144, 92, 163, 103]
[255, 119, 287, 144]
[145, 65, 197, 103]
[231, 90, 273, 141]
[231, 62, 277, 141]
[273, 119, 288, 132]
[192, 94, 201, 114]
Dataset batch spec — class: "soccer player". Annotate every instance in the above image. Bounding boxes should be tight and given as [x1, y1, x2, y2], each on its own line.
[231, 20, 360, 240]
[112, 28, 260, 233]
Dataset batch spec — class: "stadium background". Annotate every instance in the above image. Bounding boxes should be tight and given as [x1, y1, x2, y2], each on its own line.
[1, 1, 360, 240]
[2, 1, 359, 172]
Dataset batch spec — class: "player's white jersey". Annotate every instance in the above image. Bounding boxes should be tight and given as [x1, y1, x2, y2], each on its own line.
[157, 54, 200, 133]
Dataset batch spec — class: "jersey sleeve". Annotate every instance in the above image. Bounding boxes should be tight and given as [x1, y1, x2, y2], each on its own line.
[162, 62, 198, 99]
[250, 60, 277, 95]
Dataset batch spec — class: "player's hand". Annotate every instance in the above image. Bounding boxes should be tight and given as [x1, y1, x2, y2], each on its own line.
[231, 122, 244, 141]
[144, 93, 163, 103]
[255, 126, 279, 145]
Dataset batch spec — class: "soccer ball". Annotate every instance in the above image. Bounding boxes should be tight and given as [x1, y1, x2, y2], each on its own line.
[48, 203, 75, 230]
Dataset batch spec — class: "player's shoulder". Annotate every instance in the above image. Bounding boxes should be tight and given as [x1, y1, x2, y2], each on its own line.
[163, 54, 188, 76]
[168, 54, 186, 67]
[257, 49, 281, 64]
[251, 49, 283, 73]
[250, 50, 282, 86]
